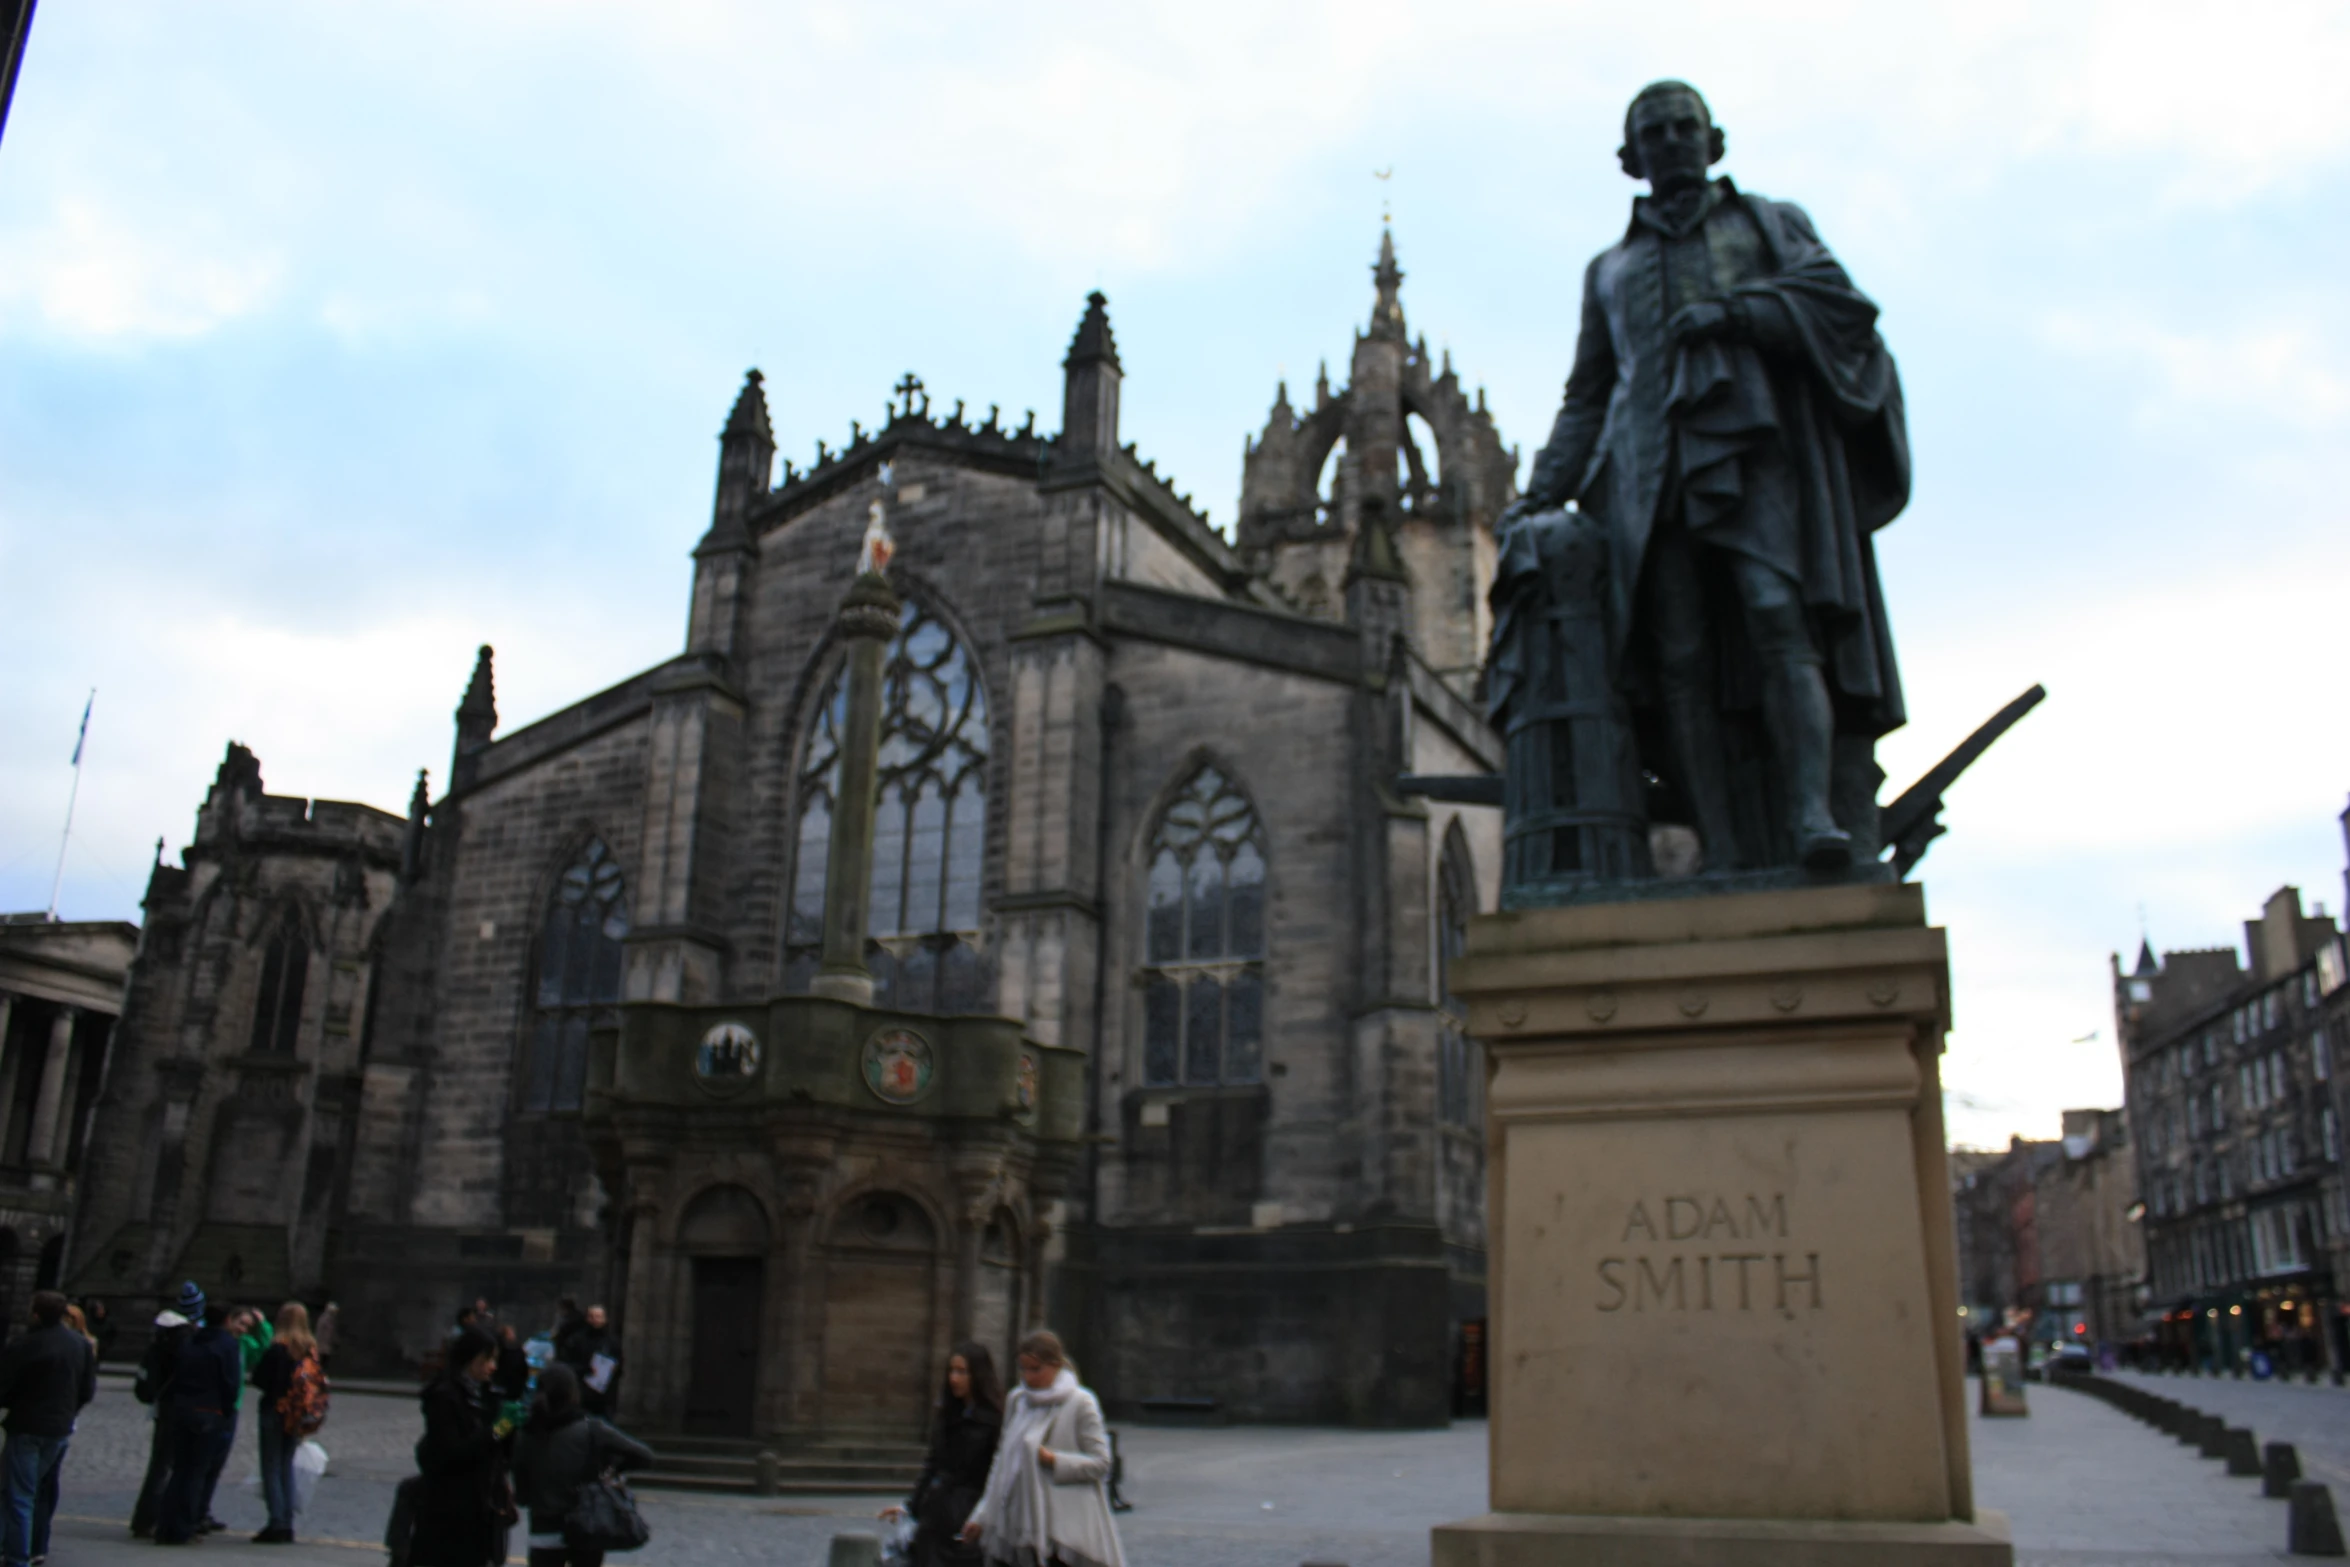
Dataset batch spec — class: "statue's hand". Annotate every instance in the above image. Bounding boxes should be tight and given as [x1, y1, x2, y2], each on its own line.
[1667, 298, 1735, 347]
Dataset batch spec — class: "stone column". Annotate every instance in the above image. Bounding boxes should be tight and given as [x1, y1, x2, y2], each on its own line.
[812, 572, 901, 1006]
[26, 1007, 76, 1168]
[0, 992, 14, 1078]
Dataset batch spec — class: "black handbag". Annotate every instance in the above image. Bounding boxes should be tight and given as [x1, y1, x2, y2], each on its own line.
[564, 1469, 651, 1554]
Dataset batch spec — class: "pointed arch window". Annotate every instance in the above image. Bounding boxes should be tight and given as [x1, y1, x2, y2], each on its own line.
[1436, 839, 1481, 1130]
[1140, 766, 1266, 1087]
[786, 599, 990, 1012]
[247, 912, 310, 1055]
[525, 838, 630, 1114]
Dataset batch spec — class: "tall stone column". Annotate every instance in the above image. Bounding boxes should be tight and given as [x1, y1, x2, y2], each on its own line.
[812, 572, 901, 1006]
[0, 992, 14, 1081]
[26, 1006, 75, 1168]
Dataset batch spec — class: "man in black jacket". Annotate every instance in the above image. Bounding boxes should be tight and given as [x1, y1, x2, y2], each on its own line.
[0, 1290, 96, 1567]
[153, 1291, 242, 1546]
[559, 1305, 622, 1418]
[129, 1290, 199, 1537]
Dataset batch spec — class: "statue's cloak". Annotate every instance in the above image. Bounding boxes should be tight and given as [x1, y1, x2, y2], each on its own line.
[1513, 185, 1910, 739]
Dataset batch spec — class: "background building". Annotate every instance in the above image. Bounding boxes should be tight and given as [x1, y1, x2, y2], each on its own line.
[67, 236, 1511, 1429]
[2119, 877, 2348, 1373]
[0, 911, 132, 1325]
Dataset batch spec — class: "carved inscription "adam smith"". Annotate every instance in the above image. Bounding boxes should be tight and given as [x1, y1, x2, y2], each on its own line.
[1592, 1193, 1822, 1318]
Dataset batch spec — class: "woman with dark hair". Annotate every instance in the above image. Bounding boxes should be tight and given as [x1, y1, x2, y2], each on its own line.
[882, 1343, 1003, 1567]
[963, 1331, 1122, 1567]
[408, 1327, 512, 1567]
[512, 1363, 654, 1567]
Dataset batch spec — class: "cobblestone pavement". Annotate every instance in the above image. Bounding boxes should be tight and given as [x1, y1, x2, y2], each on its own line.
[2112, 1367, 2350, 1491]
[26, 1374, 2312, 1567]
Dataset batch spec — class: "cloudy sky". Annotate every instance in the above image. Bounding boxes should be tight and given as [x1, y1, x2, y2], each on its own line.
[5, 2, 2347, 1147]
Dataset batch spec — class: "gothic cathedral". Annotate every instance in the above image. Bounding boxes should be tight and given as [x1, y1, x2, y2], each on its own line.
[69, 235, 1514, 1429]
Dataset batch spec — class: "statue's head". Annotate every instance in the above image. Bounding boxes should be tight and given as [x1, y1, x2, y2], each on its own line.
[1617, 80, 1725, 189]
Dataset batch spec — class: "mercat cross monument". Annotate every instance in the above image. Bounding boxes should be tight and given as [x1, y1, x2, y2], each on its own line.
[1420, 79, 2025, 1566]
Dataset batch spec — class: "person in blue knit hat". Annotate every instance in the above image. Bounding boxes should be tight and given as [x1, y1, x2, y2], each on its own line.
[154, 1286, 241, 1546]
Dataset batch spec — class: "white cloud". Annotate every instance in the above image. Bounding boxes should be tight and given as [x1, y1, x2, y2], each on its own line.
[0, 198, 283, 340]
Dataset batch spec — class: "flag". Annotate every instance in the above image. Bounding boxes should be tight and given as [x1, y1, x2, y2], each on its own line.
[69, 691, 92, 766]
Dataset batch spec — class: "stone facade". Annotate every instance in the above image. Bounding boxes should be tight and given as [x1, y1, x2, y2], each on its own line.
[2119, 879, 2348, 1373]
[71, 235, 1507, 1427]
[0, 911, 135, 1330]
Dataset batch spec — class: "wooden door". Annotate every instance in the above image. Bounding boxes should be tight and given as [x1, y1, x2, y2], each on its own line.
[685, 1256, 763, 1436]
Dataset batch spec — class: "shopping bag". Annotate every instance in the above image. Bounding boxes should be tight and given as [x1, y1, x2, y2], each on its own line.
[292, 1440, 329, 1514]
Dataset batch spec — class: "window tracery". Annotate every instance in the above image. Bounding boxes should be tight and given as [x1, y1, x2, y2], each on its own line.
[786, 599, 989, 1012]
[1140, 766, 1266, 1087]
[1437, 842, 1481, 1130]
[525, 838, 629, 1113]
[247, 912, 309, 1055]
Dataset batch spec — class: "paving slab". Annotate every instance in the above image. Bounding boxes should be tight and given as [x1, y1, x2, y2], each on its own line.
[24, 1377, 2310, 1567]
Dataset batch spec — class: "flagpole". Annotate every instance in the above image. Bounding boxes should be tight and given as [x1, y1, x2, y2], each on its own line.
[46, 688, 93, 923]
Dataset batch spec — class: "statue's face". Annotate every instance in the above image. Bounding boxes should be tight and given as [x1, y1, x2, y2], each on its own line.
[1627, 90, 1713, 192]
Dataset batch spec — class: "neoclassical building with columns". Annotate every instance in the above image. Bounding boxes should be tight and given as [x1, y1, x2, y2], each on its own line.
[0, 914, 135, 1325]
[70, 235, 1511, 1431]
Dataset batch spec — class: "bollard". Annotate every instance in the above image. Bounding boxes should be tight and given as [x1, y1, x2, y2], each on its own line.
[2290, 1481, 2347, 1556]
[2200, 1415, 2231, 1460]
[829, 1533, 883, 1567]
[2151, 1399, 2182, 1434]
[2180, 1410, 2212, 1447]
[756, 1451, 780, 1497]
[2223, 1428, 2263, 1477]
[2271, 1443, 2307, 1500]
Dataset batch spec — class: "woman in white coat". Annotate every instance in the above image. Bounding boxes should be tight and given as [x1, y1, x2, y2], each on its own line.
[961, 1331, 1124, 1567]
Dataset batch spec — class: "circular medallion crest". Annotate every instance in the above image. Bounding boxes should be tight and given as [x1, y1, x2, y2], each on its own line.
[696, 1022, 762, 1089]
[861, 1027, 936, 1106]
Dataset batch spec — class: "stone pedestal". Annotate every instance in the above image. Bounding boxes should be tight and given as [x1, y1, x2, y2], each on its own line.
[1431, 884, 2011, 1566]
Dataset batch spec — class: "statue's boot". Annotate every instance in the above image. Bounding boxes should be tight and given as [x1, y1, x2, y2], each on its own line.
[1763, 658, 1851, 873]
[1661, 694, 1745, 873]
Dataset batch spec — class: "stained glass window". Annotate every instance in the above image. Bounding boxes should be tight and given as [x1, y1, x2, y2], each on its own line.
[786, 599, 990, 1012]
[247, 913, 309, 1055]
[1139, 767, 1266, 1086]
[525, 838, 630, 1113]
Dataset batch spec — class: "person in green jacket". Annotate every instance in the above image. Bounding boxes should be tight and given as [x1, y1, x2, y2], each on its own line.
[190, 1306, 273, 1534]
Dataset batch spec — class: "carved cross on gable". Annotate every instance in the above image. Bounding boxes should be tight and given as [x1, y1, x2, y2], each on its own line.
[893, 372, 925, 416]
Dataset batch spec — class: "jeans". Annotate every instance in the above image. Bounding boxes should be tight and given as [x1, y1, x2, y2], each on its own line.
[0, 1431, 69, 1567]
[156, 1408, 232, 1544]
[259, 1418, 296, 1532]
[200, 1407, 238, 1522]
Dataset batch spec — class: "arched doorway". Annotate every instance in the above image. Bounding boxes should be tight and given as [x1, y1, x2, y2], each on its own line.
[678, 1185, 768, 1437]
[822, 1192, 938, 1438]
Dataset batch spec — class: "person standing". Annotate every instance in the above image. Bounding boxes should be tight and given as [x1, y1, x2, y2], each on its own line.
[511, 1364, 652, 1567]
[962, 1331, 1123, 1567]
[559, 1307, 621, 1418]
[129, 1288, 198, 1538]
[313, 1302, 340, 1368]
[0, 1291, 96, 1567]
[250, 1302, 323, 1544]
[884, 1343, 1002, 1567]
[409, 1328, 512, 1567]
[153, 1292, 242, 1545]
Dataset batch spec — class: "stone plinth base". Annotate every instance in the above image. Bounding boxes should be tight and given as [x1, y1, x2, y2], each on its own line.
[1432, 1509, 2013, 1567]
[1453, 884, 1981, 1534]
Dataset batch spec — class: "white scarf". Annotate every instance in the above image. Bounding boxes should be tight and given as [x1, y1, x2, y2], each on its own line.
[980, 1369, 1077, 1566]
